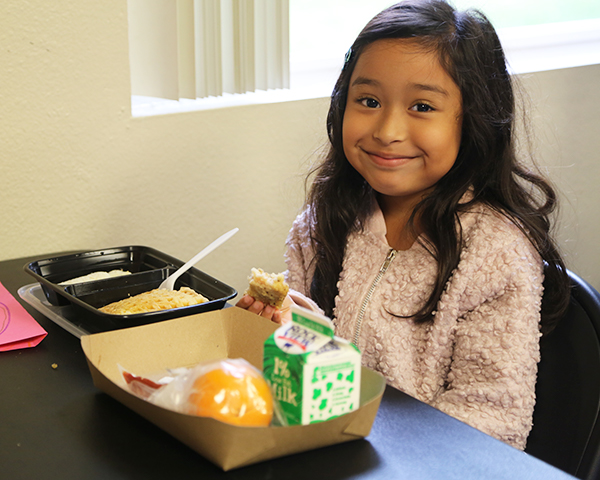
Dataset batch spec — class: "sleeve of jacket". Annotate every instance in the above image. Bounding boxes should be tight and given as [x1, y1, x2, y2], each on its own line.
[284, 208, 315, 297]
[282, 208, 325, 314]
[429, 218, 543, 450]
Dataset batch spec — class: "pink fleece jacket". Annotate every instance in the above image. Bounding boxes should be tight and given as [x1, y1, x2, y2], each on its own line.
[284, 201, 543, 450]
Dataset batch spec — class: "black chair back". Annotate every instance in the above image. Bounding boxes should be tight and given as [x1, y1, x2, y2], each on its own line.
[526, 271, 600, 479]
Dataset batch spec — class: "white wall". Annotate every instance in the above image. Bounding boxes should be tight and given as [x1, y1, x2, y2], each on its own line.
[519, 66, 600, 289]
[1, 0, 599, 297]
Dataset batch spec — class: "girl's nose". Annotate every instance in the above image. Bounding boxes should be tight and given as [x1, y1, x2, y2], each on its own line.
[373, 109, 408, 145]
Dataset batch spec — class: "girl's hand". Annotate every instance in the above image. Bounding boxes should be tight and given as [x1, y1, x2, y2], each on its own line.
[235, 294, 293, 324]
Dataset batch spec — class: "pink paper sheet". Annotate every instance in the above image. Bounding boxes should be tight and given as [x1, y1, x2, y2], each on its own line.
[0, 281, 47, 351]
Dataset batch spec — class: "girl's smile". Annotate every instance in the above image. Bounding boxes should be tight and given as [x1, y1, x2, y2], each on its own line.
[362, 147, 420, 168]
[343, 38, 463, 210]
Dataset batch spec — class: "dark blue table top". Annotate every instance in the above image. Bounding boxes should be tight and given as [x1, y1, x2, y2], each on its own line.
[0, 255, 575, 479]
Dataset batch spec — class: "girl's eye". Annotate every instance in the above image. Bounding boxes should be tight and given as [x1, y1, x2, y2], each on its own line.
[359, 97, 380, 109]
[412, 103, 434, 113]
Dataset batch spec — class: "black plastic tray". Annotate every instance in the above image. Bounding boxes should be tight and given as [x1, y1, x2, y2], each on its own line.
[23, 246, 237, 330]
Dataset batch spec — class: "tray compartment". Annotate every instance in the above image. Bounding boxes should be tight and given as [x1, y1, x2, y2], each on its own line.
[23, 246, 237, 329]
[25, 246, 176, 306]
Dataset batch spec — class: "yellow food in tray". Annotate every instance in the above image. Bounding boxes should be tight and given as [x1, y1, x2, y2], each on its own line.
[99, 287, 208, 315]
[244, 268, 289, 309]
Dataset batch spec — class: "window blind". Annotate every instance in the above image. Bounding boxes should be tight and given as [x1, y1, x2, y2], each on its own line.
[128, 0, 290, 101]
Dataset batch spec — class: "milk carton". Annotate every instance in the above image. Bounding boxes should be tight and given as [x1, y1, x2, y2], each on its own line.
[263, 304, 361, 426]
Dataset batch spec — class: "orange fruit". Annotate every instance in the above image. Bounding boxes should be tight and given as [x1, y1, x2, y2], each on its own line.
[187, 359, 273, 427]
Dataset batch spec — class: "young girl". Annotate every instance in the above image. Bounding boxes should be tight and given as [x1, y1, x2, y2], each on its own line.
[237, 0, 570, 450]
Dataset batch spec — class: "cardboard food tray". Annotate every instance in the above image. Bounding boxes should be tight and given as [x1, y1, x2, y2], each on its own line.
[81, 307, 386, 471]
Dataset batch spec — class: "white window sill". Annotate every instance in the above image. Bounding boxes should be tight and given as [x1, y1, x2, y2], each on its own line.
[131, 84, 332, 118]
[132, 18, 600, 118]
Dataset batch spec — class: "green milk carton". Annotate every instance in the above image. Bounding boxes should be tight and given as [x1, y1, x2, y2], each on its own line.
[263, 304, 361, 426]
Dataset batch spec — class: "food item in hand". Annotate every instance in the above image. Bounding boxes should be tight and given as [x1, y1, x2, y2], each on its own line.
[59, 269, 131, 285]
[187, 359, 274, 427]
[99, 287, 208, 315]
[244, 268, 289, 309]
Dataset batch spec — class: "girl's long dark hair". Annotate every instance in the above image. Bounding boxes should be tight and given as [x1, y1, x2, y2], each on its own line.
[307, 0, 570, 335]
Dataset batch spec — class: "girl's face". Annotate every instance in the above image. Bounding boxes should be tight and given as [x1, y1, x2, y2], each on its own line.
[343, 39, 462, 207]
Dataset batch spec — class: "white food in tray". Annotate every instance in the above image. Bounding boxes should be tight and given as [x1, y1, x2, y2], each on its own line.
[59, 270, 132, 285]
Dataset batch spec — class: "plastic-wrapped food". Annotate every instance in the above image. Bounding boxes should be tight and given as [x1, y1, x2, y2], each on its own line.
[122, 358, 274, 427]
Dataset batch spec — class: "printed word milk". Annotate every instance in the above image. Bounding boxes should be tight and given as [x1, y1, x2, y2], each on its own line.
[263, 304, 361, 425]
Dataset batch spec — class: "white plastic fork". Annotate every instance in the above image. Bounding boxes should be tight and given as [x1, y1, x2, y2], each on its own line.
[158, 227, 239, 291]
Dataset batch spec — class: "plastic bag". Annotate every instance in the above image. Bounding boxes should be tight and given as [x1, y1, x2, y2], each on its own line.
[122, 358, 277, 427]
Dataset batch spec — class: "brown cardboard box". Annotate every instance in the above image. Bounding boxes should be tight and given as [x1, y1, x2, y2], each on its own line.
[81, 307, 386, 471]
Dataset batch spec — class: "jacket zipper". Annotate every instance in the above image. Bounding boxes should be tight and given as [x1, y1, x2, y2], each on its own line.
[352, 248, 397, 346]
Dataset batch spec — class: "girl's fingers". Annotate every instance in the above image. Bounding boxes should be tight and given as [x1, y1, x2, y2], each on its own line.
[247, 299, 265, 315]
[237, 294, 265, 314]
[235, 294, 253, 308]
[271, 310, 283, 324]
[236, 294, 282, 323]
[261, 305, 275, 320]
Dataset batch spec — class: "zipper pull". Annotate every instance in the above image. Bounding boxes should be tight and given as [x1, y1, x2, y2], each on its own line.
[380, 249, 397, 272]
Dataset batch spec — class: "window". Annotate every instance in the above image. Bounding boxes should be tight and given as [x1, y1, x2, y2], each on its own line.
[130, 0, 600, 116]
[290, 0, 600, 90]
[128, 0, 289, 101]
